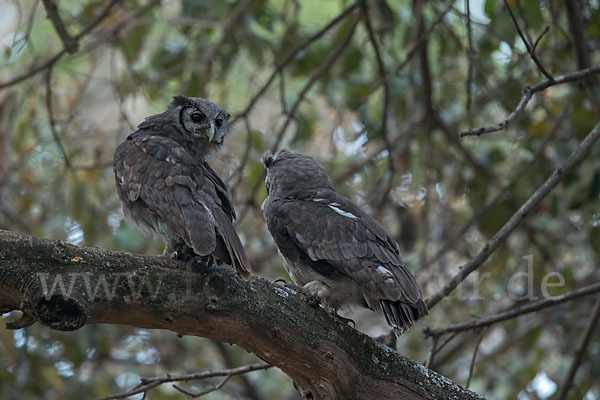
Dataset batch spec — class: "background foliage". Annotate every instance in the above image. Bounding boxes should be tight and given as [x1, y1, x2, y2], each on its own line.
[0, 0, 599, 399]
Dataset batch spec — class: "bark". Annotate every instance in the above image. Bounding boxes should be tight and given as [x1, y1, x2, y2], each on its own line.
[0, 229, 484, 400]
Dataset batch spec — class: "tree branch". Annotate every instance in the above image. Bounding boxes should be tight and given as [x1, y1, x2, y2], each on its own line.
[425, 281, 600, 337]
[557, 294, 600, 400]
[0, 229, 484, 400]
[503, 0, 553, 81]
[420, 108, 567, 273]
[45, 65, 71, 169]
[238, 15, 361, 222]
[459, 65, 600, 137]
[0, 0, 123, 91]
[101, 363, 273, 400]
[427, 121, 600, 309]
[41, 0, 79, 53]
[231, 1, 359, 126]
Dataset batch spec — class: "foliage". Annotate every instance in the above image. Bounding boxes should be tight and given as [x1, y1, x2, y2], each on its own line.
[0, 0, 599, 399]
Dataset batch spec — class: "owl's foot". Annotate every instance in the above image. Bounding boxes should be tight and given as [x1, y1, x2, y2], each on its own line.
[187, 255, 214, 269]
[273, 279, 320, 304]
[300, 281, 331, 308]
[163, 241, 197, 263]
[273, 278, 303, 291]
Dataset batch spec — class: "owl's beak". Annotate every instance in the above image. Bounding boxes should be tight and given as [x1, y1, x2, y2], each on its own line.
[207, 122, 215, 142]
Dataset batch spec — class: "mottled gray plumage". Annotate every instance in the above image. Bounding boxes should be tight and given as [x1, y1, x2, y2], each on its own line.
[113, 96, 250, 280]
[262, 149, 427, 334]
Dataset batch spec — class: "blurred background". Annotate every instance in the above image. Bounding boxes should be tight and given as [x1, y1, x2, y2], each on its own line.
[0, 0, 599, 398]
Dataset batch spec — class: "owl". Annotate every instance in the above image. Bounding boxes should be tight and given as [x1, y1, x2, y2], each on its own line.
[262, 149, 427, 334]
[113, 96, 250, 280]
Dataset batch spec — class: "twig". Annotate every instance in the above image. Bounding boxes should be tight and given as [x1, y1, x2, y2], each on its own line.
[44, 66, 71, 169]
[563, 0, 600, 113]
[427, 332, 461, 370]
[229, 115, 253, 194]
[231, 1, 359, 126]
[0, 0, 122, 91]
[466, 329, 486, 388]
[503, 0, 553, 81]
[420, 106, 567, 273]
[414, 3, 494, 183]
[332, 114, 423, 184]
[361, 0, 391, 152]
[176, 375, 232, 398]
[465, 0, 474, 113]
[198, 0, 252, 94]
[426, 281, 600, 337]
[557, 295, 600, 400]
[13, 0, 40, 54]
[41, 0, 79, 53]
[279, 70, 287, 114]
[271, 16, 360, 152]
[362, 0, 394, 210]
[425, 335, 439, 368]
[532, 26, 549, 53]
[362, 0, 454, 102]
[100, 363, 273, 400]
[237, 15, 361, 223]
[214, 341, 263, 400]
[427, 121, 600, 309]
[0, 51, 66, 90]
[460, 65, 600, 137]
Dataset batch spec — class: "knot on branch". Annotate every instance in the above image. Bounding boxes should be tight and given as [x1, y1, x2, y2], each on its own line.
[36, 295, 86, 331]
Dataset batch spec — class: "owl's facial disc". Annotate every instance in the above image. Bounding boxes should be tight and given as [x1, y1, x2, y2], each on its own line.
[181, 108, 214, 142]
[175, 98, 230, 148]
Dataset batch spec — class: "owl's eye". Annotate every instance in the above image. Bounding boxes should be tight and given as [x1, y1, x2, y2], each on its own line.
[191, 112, 206, 123]
[215, 118, 223, 128]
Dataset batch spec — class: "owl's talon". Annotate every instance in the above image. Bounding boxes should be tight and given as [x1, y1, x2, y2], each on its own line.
[301, 291, 322, 308]
[188, 255, 213, 268]
[273, 279, 304, 292]
[160, 251, 179, 259]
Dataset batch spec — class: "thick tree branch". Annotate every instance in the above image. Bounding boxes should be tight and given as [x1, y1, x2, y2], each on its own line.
[427, 121, 600, 309]
[0, 229, 484, 400]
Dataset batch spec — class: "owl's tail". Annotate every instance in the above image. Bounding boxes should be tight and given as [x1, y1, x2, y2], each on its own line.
[379, 298, 429, 336]
[214, 210, 251, 281]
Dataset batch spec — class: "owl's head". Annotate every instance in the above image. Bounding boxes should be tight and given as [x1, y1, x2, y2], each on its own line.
[263, 149, 333, 198]
[135, 96, 231, 160]
[171, 95, 230, 143]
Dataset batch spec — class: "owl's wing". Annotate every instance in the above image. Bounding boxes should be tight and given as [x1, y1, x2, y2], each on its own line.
[202, 161, 236, 221]
[265, 188, 427, 329]
[114, 134, 250, 279]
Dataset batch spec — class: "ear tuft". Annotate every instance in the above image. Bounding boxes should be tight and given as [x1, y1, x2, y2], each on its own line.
[262, 152, 275, 168]
[172, 95, 190, 107]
